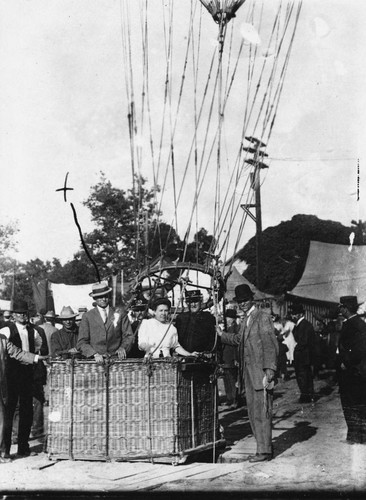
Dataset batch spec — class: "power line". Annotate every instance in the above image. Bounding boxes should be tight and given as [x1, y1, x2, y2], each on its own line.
[269, 157, 357, 162]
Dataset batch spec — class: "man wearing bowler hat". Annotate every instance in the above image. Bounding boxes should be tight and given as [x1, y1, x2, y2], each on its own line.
[217, 284, 278, 462]
[77, 281, 134, 364]
[0, 299, 43, 457]
[337, 295, 366, 443]
[176, 289, 217, 353]
[291, 303, 315, 403]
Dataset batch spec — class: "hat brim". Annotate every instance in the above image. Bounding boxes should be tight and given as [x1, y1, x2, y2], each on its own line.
[59, 315, 78, 320]
[89, 287, 112, 297]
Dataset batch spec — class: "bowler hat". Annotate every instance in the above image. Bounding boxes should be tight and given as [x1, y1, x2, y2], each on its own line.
[185, 290, 203, 303]
[339, 296, 359, 312]
[58, 306, 78, 320]
[290, 303, 304, 315]
[89, 281, 112, 298]
[12, 300, 29, 313]
[233, 284, 254, 303]
[225, 309, 238, 319]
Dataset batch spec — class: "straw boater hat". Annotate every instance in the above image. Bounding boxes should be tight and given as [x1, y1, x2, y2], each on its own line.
[58, 306, 78, 320]
[89, 281, 112, 298]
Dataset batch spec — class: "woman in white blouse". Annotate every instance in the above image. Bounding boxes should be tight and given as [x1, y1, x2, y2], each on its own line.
[138, 298, 198, 358]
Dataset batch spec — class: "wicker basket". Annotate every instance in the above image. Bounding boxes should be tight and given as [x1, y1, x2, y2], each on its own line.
[46, 358, 224, 463]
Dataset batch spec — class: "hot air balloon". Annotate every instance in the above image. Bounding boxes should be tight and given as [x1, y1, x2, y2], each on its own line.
[199, 0, 246, 25]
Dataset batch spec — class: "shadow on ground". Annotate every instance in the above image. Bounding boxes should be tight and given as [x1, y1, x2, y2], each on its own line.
[273, 420, 317, 458]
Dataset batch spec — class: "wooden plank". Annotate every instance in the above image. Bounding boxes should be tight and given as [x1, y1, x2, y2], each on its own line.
[113, 463, 209, 489]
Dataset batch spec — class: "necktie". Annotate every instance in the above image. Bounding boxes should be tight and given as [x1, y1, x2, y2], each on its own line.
[102, 309, 108, 323]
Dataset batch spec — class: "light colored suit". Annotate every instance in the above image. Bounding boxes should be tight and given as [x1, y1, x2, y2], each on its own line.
[221, 307, 278, 454]
[77, 307, 134, 358]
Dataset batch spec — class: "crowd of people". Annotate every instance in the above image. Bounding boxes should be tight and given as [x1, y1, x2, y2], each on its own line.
[0, 280, 365, 464]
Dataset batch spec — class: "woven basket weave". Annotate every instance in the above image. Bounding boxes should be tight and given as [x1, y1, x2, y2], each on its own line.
[47, 359, 221, 461]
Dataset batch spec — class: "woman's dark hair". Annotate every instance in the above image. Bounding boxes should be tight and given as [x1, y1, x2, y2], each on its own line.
[152, 298, 171, 311]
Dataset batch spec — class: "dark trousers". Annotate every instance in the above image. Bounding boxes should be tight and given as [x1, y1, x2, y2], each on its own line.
[4, 370, 33, 455]
[223, 367, 237, 405]
[245, 370, 273, 455]
[294, 362, 314, 401]
[338, 369, 366, 443]
[0, 398, 5, 454]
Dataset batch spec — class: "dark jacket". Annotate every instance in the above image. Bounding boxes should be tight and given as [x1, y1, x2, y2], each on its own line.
[176, 310, 217, 352]
[293, 318, 315, 366]
[339, 315, 366, 377]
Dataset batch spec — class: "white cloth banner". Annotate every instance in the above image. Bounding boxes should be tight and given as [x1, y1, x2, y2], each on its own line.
[49, 282, 96, 315]
[0, 299, 11, 311]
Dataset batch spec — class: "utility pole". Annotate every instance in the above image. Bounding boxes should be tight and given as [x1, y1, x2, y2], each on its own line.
[241, 136, 269, 291]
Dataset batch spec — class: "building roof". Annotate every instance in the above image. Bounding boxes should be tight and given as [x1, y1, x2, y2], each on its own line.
[288, 241, 366, 304]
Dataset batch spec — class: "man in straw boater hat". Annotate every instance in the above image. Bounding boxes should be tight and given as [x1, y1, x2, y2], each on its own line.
[337, 295, 366, 444]
[217, 284, 278, 462]
[77, 281, 134, 364]
[290, 303, 316, 404]
[175, 289, 217, 354]
[0, 299, 44, 458]
[50, 306, 79, 358]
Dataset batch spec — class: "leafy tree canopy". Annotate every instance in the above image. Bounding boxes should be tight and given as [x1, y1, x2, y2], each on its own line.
[237, 214, 354, 295]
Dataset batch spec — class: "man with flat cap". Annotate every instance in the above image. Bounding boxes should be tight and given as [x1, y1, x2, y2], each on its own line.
[338, 295, 366, 444]
[291, 303, 315, 403]
[176, 289, 217, 353]
[217, 284, 278, 462]
[77, 281, 135, 364]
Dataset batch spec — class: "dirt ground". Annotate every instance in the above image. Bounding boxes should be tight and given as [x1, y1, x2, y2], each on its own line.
[1, 368, 366, 498]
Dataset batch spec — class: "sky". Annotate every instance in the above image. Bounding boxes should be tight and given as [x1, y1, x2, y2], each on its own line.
[0, 0, 365, 267]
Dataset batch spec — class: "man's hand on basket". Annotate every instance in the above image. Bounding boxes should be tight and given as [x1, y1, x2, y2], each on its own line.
[68, 348, 79, 354]
[116, 347, 127, 360]
[94, 353, 104, 364]
[38, 355, 49, 362]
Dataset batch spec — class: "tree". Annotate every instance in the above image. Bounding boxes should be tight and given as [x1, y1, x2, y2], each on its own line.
[82, 173, 181, 280]
[184, 228, 216, 265]
[237, 214, 354, 295]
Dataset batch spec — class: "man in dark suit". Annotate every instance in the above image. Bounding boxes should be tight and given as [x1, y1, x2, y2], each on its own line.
[337, 295, 366, 444]
[176, 290, 217, 353]
[218, 285, 278, 462]
[50, 306, 79, 357]
[77, 281, 135, 364]
[0, 334, 47, 462]
[0, 300, 44, 458]
[291, 303, 315, 403]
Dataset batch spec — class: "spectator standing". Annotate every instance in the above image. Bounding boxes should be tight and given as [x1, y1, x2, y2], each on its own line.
[291, 304, 315, 403]
[281, 316, 296, 365]
[77, 281, 135, 364]
[220, 309, 239, 409]
[50, 306, 79, 358]
[337, 295, 366, 444]
[218, 285, 278, 462]
[0, 300, 43, 457]
[39, 311, 58, 354]
[0, 334, 47, 462]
